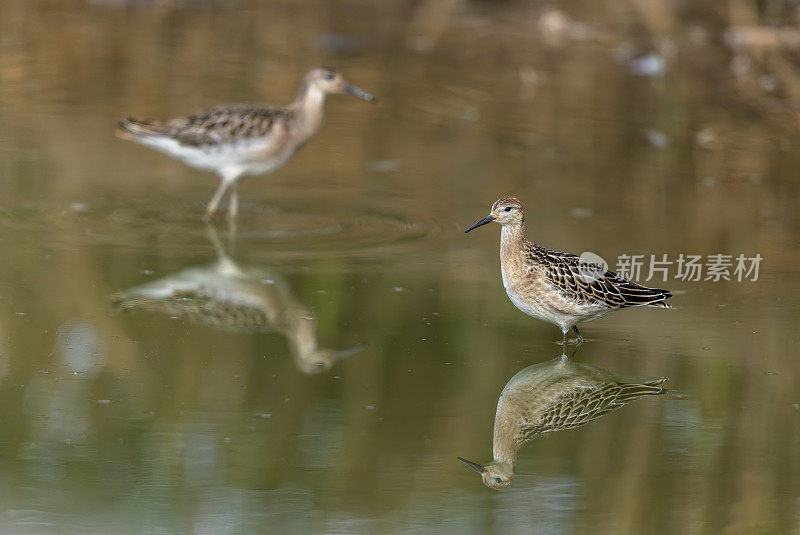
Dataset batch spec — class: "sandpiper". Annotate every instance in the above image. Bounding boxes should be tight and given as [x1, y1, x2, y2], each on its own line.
[458, 352, 666, 489]
[112, 225, 363, 374]
[117, 67, 375, 220]
[465, 197, 672, 343]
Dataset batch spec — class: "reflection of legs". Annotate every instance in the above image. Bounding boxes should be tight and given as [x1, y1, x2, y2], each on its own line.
[205, 218, 237, 260]
[561, 341, 581, 360]
[205, 220, 225, 258]
[572, 326, 583, 344]
[559, 325, 584, 346]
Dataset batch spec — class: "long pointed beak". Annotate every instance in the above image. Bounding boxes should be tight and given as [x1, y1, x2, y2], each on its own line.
[334, 343, 367, 361]
[344, 83, 376, 103]
[464, 215, 494, 234]
[457, 457, 486, 474]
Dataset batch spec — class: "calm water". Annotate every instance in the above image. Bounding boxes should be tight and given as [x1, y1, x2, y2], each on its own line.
[1, 1, 799, 533]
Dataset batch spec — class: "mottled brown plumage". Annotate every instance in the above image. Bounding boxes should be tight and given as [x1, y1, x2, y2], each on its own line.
[524, 241, 672, 309]
[121, 104, 295, 148]
[458, 353, 667, 489]
[465, 197, 671, 342]
[112, 226, 364, 374]
[117, 67, 375, 220]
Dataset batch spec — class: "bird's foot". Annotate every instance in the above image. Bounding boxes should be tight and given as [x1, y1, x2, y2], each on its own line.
[557, 326, 583, 346]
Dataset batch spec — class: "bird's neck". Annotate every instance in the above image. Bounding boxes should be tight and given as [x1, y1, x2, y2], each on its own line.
[293, 83, 327, 137]
[500, 222, 526, 260]
[492, 396, 520, 466]
[492, 440, 517, 468]
[286, 309, 319, 359]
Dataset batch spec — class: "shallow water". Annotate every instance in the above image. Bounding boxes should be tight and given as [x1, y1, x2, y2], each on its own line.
[1, 1, 799, 533]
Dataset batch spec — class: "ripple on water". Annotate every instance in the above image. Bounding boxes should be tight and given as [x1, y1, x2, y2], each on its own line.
[0, 198, 440, 258]
[237, 203, 438, 257]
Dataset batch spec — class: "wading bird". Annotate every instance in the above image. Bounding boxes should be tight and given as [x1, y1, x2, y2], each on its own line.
[118, 67, 375, 220]
[465, 197, 672, 343]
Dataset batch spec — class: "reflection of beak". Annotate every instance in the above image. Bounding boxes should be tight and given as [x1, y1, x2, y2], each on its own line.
[334, 343, 367, 361]
[457, 457, 486, 474]
[464, 215, 494, 233]
[344, 83, 376, 103]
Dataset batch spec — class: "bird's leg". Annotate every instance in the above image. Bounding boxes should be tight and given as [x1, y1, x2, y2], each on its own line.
[557, 328, 568, 346]
[204, 178, 231, 221]
[228, 181, 239, 220]
[226, 181, 240, 242]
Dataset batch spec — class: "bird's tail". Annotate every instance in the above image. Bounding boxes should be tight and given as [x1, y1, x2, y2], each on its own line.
[116, 117, 170, 140]
[616, 377, 668, 400]
[616, 280, 672, 309]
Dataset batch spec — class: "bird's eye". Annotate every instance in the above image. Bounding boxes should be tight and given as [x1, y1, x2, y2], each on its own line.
[494, 477, 503, 484]
[504, 207, 512, 212]
[323, 72, 336, 81]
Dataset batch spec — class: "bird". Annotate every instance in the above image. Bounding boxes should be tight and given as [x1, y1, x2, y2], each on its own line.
[457, 351, 667, 489]
[111, 225, 364, 374]
[117, 67, 375, 220]
[465, 197, 672, 343]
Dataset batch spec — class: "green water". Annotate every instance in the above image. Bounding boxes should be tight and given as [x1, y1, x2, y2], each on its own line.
[1, 1, 799, 533]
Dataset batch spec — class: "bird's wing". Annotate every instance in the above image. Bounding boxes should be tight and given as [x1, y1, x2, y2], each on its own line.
[518, 379, 666, 443]
[524, 243, 672, 309]
[120, 104, 294, 147]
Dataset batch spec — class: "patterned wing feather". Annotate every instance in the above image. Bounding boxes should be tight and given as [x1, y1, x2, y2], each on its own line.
[119, 104, 293, 147]
[113, 291, 269, 333]
[525, 243, 672, 309]
[518, 379, 666, 443]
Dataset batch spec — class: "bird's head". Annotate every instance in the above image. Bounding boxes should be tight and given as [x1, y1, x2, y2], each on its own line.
[306, 67, 375, 103]
[465, 197, 524, 233]
[295, 344, 366, 374]
[457, 457, 514, 490]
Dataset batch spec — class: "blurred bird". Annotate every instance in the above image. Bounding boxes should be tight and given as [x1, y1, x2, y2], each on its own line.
[112, 225, 363, 374]
[117, 67, 375, 220]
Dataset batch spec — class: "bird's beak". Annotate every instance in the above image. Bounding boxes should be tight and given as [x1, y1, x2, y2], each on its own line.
[333, 343, 367, 361]
[457, 457, 486, 474]
[344, 83, 376, 103]
[464, 215, 494, 234]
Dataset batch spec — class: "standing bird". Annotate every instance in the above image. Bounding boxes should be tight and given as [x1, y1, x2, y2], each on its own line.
[117, 67, 375, 220]
[465, 197, 672, 343]
[458, 353, 667, 489]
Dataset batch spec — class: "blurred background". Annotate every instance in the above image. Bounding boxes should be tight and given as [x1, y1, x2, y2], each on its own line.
[0, 0, 799, 533]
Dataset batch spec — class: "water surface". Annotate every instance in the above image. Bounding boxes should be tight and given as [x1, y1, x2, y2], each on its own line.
[1, 1, 799, 533]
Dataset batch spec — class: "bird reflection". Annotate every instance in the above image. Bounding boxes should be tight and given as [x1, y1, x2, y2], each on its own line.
[112, 225, 363, 373]
[458, 350, 666, 489]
